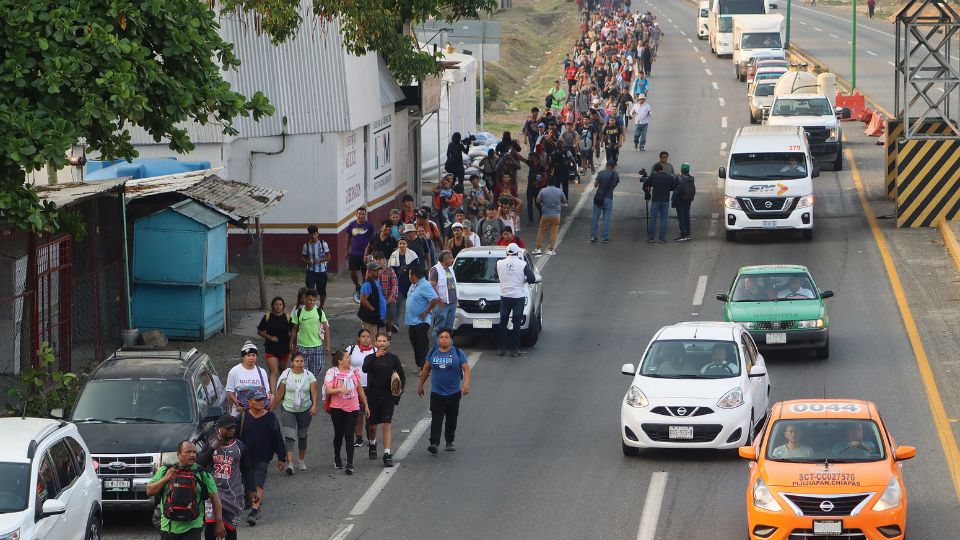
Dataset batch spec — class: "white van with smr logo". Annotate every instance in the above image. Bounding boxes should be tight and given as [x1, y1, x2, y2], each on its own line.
[720, 125, 818, 241]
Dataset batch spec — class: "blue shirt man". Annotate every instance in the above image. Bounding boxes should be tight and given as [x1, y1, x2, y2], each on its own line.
[405, 274, 439, 326]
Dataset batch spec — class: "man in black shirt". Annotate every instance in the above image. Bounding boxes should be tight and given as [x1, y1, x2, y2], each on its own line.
[362, 333, 406, 467]
[643, 163, 679, 243]
[365, 220, 397, 261]
[603, 116, 623, 165]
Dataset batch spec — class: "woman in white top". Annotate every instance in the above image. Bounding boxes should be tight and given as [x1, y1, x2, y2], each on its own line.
[347, 329, 376, 447]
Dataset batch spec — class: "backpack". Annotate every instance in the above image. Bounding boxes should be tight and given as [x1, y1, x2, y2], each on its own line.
[163, 467, 205, 522]
[579, 130, 593, 151]
[681, 176, 696, 203]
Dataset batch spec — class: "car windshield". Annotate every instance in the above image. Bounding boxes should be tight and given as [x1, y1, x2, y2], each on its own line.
[453, 257, 500, 284]
[754, 84, 776, 97]
[757, 60, 787, 70]
[732, 272, 817, 301]
[766, 419, 886, 463]
[742, 32, 782, 49]
[0, 462, 30, 513]
[729, 152, 808, 180]
[719, 16, 733, 32]
[771, 97, 833, 116]
[640, 340, 741, 379]
[754, 72, 784, 83]
[72, 380, 195, 424]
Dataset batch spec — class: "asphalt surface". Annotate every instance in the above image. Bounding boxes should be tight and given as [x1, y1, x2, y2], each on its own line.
[106, 4, 960, 539]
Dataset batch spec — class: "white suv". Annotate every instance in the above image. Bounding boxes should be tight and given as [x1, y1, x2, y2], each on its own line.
[452, 246, 544, 347]
[0, 418, 102, 540]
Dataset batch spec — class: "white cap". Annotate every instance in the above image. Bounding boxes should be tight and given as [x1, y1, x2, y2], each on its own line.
[506, 243, 520, 255]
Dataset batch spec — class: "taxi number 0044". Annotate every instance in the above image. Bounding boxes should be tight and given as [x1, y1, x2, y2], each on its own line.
[790, 403, 860, 413]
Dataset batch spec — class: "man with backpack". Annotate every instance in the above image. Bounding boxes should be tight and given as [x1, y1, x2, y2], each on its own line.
[147, 440, 223, 540]
[198, 415, 257, 540]
[672, 163, 696, 241]
[302, 225, 330, 309]
[358, 262, 386, 335]
[577, 116, 595, 174]
[417, 328, 472, 454]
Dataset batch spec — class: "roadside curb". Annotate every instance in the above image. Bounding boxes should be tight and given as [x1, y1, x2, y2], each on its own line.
[937, 219, 960, 277]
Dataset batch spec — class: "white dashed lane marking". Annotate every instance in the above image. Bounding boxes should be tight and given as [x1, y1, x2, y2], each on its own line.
[692, 276, 709, 306]
[721, 116, 727, 128]
[705, 68, 713, 76]
[867, 50, 877, 56]
[636, 472, 669, 540]
[712, 82, 719, 90]
[719, 97, 726, 107]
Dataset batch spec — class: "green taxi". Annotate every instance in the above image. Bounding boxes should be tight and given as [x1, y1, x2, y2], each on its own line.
[716, 265, 833, 358]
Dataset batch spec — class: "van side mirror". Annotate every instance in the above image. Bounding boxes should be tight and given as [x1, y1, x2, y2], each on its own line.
[812, 164, 821, 178]
[716, 293, 729, 302]
[621, 363, 636, 376]
[820, 290, 834, 299]
[718, 167, 726, 179]
[738, 446, 758, 460]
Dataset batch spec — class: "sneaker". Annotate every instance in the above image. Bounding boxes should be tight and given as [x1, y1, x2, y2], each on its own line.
[590, 237, 598, 243]
[634, 142, 639, 149]
[601, 239, 610, 244]
[284, 462, 294, 476]
[345, 463, 354, 475]
[354, 435, 363, 447]
[353, 291, 361, 304]
[510, 349, 528, 357]
[532, 248, 542, 256]
[428, 444, 439, 455]
[682, 236, 691, 242]
[657, 240, 666, 244]
[674, 236, 685, 242]
[648, 239, 655, 243]
[368, 443, 377, 460]
[445, 442, 456, 452]
[334, 458, 343, 469]
[546, 250, 557, 256]
[247, 509, 260, 526]
[391, 323, 400, 333]
[534, 252, 543, 257]
[497, 349, 506, 357]
[383, 453, 394, 467]
[298, 460, 308, 471]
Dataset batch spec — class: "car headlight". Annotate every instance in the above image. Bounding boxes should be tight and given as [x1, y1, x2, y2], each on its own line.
[736, 321, 757, 330]
[753, 478, 783, 512]
[160, 451, 179, 467]
[625, 385, 649, 408]
[872, 477, 903, 511]
[724, 196, 741, 210]
[0, 528, 20, 540]
[717, 387, 744, 409]
[797, 194, 815, 208]
[795, 319, 825, 329]
[826, 126, 839, 142]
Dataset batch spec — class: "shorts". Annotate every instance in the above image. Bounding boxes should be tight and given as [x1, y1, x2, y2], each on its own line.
[252, 460, 269, 488]
[306, 270, 328, 296]
[161, 529, 202, 540]
[265, 353, 290, 372]
[367, 392, 396, 425]
[348, 255, 367, 272]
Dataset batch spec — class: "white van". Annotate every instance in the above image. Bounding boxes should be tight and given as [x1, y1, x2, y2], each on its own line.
[698, 1, 710, 39]
[732, 14, 785, 81]
[720, 126, 819, 241]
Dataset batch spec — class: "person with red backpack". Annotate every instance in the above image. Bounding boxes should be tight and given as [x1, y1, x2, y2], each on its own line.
[146, 440, 223, 540]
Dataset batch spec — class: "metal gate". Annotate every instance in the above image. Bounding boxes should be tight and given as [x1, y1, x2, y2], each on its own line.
[33, 237, 72, 371]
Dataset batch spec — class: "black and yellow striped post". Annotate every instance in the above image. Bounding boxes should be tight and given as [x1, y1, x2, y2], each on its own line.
[895, 138, 960, 227]
[885, 119, 902, 200]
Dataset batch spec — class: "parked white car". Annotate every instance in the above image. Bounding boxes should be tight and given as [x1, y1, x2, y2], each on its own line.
[620, 322, 771, 454]
[0, 418, 102, 540]
[452, 246, 543, 347]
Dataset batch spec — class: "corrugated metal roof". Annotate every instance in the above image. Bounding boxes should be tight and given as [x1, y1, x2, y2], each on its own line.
[379, 56, 405, 107]
[168, 199, 229, 229]
[125, 169, 285, 225]
[34, 179, 126, 208]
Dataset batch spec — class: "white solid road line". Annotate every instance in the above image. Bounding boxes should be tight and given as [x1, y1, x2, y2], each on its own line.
[636, 472, 669, 540]
[712, 81, 719, 90]
[719, 97, 726, 107]
[705, 68, 712, 76]
[692, 276, 709, 306]
[867, 50, 877, 56]
[721, 116, 727, 128]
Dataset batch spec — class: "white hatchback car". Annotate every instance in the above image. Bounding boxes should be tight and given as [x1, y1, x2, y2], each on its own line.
[0, 418, 102, 540]
[620, 322, 771, 455]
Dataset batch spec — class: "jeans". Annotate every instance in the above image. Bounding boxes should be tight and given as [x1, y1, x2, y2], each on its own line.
[527, 181, 542, 223]
[429, 392, 462, 445]
[498, 296, 526, 351]
[409, 323, 431, 368]
[604, 145, 619, 164]
[432, 302, 457, 347]
[675, 203, 692, 238]
[591, 197, 613, 240]
[634, 123, 648, 149]
[648, 201, 670, 241]
[330, 408, 359, 464]
[388, 292, 405, 329]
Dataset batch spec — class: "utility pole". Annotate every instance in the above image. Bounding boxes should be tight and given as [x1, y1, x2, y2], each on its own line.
[785, 0, 791, 48]
[852, 0, 857, 91]
[479, 23, 486, 132]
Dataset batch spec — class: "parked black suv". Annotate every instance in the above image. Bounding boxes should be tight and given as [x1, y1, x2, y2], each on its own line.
[69, 348, 225, 508]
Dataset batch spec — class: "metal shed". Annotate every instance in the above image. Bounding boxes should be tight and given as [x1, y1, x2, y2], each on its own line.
[131, 200, 236, 340]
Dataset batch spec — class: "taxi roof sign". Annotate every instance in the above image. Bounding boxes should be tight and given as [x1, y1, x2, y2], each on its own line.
[775, 399, 875, 420]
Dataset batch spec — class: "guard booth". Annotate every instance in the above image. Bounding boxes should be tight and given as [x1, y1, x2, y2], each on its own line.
[131, 200, 236, 340]
[888, 0, 960, 226]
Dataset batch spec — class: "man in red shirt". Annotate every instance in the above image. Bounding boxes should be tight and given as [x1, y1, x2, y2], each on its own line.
[496, 227, 525, 248]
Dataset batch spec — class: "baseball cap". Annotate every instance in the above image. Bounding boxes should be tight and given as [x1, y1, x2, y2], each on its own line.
[367, 261, 382, 271]
[403, 223, 417, 234]
[418, 206, 431, 218]
[538, 122, 545, 128]
[681, 162, 691, 173]
[452, 222, 464, 229]
[249, 388, 267, 401]
[215, 415, 238, 428]
[241, 340, 257, 355]
[506, 243, 520, 255]
[637, 93, 646, 99]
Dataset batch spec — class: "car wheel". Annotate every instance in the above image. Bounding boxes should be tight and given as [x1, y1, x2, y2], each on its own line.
[725, 230, 737, 242]
[815, 338, 830, 359]
[520, 304, 542, 347]
[86, 510, 102, 540]
[622, 441, 640, 457]
[833, 144, 843, 171]
[802, 229, 814, 241]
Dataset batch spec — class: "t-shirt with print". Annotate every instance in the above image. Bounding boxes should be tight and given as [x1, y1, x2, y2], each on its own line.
[478, 217, 505, 246]
[203, 439, 246, 530]
[324, 368, 361, 412]
[429, 266, 458, 304]
[302, 240, 329, 272]
[151, 464, 218, 534]
[427, 347, 467, 396]
[277, 369, 317, 413]
[225, 364, 269, 414]
[347, 220, 374, 257]
[291, 307, 327, 348]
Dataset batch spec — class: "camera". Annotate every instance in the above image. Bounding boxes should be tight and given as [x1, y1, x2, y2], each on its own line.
[638, 168, 648, 179]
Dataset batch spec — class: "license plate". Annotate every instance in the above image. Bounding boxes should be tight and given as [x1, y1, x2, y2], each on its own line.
[104, 478, 131, 491]
[668, 426, 694, 439]
[813, 520, 842, 535]
[473, 319, 494, 329]
[762, 220, 778, 229]
[766, 332, 787, 344]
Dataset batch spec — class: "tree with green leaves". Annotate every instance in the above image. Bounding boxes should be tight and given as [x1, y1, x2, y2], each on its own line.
[221, 0, 498, 84]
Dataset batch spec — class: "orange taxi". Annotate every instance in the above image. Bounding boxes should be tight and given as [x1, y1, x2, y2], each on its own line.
[739, 399, 915, 540]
